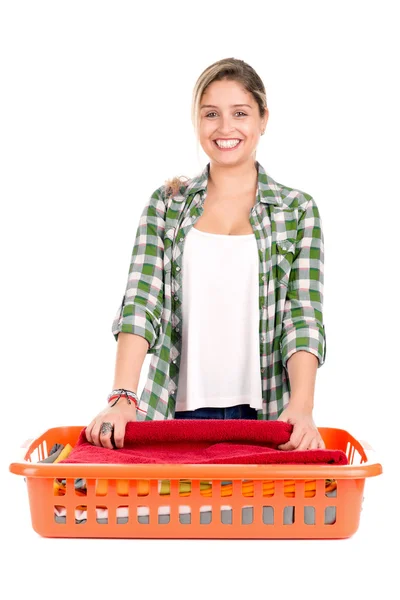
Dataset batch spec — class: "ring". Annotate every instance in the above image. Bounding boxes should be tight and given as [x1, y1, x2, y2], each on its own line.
[100, 422, 114, 436]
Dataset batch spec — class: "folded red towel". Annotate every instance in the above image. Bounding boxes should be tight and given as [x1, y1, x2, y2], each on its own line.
[59, 420, 348, 465]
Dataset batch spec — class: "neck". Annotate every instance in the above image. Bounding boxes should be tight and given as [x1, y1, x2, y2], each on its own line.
[208, 158, 258, 197]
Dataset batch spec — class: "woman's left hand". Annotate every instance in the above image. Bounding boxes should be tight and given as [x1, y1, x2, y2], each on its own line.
[277, 405, 325, 451]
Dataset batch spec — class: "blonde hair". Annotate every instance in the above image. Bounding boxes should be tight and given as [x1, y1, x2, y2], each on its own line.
[165, 57, 268, 197]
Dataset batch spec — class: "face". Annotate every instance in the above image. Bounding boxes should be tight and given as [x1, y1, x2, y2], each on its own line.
[198, 79, 268, 165]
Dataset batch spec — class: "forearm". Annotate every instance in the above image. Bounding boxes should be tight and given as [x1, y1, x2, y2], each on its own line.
[112, 332, 149, 393]
[286, 350, 318, 411]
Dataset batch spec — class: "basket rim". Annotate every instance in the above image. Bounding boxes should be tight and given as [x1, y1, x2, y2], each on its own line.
[9, 425, 383, 480]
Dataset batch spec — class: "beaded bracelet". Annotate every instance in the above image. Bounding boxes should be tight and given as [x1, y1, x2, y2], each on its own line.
[107, 388, 146, 414]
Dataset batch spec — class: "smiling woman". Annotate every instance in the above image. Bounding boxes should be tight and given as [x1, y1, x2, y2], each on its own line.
[165, 57, 268, 196]
[85, 57, 327, 455]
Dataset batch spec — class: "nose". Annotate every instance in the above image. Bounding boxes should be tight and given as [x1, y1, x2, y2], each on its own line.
[216, 116, 237, 136]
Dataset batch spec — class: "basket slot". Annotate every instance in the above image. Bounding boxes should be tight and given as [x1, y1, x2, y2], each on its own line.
[263, 506, 274, 525]
[324, 506, 336, 525]
[29, 441, 47, 463]
[241, 506, 254, 525]
[96, 505, 110, 524]
[283, 506, 295, 525]
[284, 480, 296, 498]
[54, 506, 66, 524]
[345, 440, 363, 464]
[305, 479, 316, 498]
[116, 506, 129, 525]
[39, 441, 46, 462]
[326, 483, 337, 498]
[304, 506, 315, 525]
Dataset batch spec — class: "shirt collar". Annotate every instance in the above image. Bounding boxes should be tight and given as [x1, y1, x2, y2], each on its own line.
[184, 160, 283, 207]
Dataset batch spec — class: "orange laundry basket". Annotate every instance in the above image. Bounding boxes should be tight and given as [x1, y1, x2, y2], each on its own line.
[9, 425, 382, 540]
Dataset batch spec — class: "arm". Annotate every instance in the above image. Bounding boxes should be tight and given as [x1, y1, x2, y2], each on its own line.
[112, 187, 166, 354]
[285, 350, 318, 411]
[112, 332, 149, 395]
[278, 196, 326, 450]
[280, 195, 326, 376]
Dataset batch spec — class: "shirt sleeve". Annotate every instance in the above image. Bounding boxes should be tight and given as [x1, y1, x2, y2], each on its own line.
[280, 196, 327, 369]
[111, 187, 166, 354]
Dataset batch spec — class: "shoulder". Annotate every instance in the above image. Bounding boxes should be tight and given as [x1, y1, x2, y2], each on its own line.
[164, 174, 191, 198]
[148, 174, 191, 209]
[258, 163, 318, 215]
[274, 178, 316, 212]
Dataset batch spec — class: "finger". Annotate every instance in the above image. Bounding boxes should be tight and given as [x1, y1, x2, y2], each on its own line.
[278, 432, 295, 450]
[296, 433, 314, 451]
[85, 421, 95, 445]
[291, 427, 308, 450]
[318, 438, 326, 449]
[99, 422, 115, 449]
[91, 423, 103, 448]
[279, 428, 307, 451]
[308, 437, 319, 450]
[278, 441, 295, 451]
[113, 420, 125, 449]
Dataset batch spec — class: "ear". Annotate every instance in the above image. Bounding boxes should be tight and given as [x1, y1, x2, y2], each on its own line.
[262, 107, 269, 128]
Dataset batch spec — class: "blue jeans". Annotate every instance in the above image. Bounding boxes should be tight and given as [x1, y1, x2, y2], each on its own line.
[174, 403, 258, 419]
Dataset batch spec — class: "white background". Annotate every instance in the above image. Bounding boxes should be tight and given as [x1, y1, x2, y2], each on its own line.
[1, 1, 398, 598]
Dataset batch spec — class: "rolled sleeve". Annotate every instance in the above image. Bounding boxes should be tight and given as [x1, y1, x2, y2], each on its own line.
[112, 188, 165, 355]
[112, 299, 162, 353]
[280, 196, 327, 369]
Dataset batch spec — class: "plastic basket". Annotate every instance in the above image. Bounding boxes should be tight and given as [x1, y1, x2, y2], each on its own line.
[9, 425, 382, 539]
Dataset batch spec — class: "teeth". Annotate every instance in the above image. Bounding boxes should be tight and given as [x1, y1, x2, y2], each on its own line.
[215, 139, 241, 148]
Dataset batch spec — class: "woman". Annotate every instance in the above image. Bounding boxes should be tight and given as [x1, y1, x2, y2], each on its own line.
[86, 57, 327, 452]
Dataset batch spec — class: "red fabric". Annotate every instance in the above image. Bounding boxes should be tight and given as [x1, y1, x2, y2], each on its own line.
[59, 420, 348, 465]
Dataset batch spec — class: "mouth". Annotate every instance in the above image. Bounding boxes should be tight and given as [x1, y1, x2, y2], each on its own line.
[213, 139, 243, 151]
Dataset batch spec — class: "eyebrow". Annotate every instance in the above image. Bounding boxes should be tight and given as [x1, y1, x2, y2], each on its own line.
[200, 103, 252, 109]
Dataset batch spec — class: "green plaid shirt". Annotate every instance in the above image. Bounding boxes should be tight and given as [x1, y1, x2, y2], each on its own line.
[112, 160, 326, 421]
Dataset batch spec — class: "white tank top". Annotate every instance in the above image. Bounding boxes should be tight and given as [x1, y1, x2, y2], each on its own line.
[175, 225, 263, 412]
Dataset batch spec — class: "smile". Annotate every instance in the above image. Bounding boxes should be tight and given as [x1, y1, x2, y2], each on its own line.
[213, 139, 242, 151]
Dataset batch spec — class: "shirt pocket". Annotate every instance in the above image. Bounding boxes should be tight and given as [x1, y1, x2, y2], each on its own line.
[276, 237, 297, 287]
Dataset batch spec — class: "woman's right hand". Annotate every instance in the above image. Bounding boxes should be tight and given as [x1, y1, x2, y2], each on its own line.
[85, 398, 137, 449]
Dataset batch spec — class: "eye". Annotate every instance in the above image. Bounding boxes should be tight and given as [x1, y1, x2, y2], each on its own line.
[205, 111, 248, 118]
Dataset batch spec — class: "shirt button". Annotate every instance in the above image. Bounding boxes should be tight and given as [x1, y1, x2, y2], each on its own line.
[261, 275, 266, 281]
[176, 266, 181, 271]
[172, 359, 176, 364]
[174, 296, 178, 301]
[176, 327, 180, 332]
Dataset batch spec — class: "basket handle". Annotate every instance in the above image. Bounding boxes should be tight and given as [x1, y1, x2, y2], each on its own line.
[359, 439, 381, 471]
[21, 438, 34, 449]
[11, 438, 35, 463]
